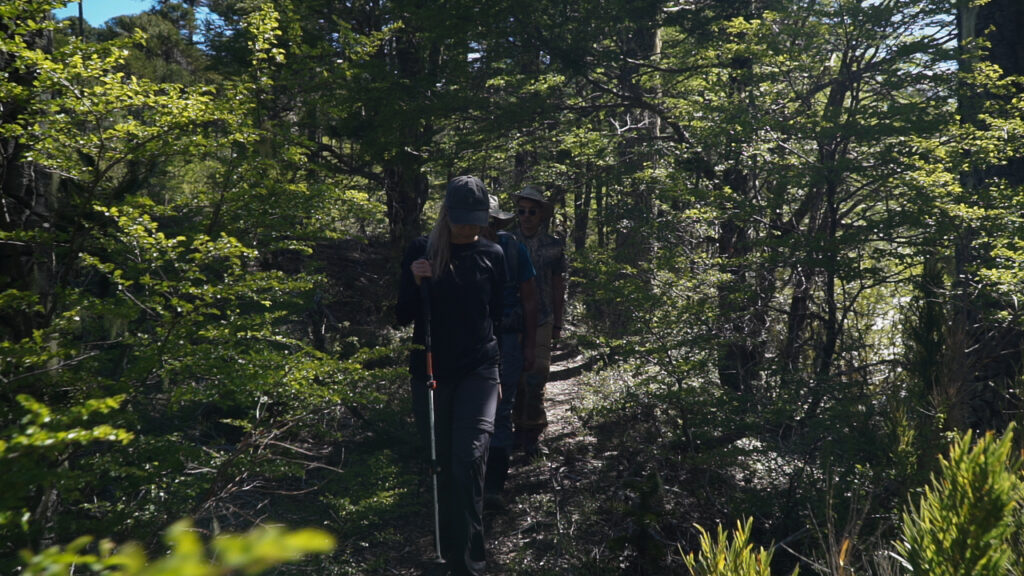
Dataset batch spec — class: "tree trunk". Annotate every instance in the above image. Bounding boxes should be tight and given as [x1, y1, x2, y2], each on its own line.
[384, 156, 429, 249]
[573, 175, 592, 254]
[716, 168, 764, 395]
[1, 22, 57, 341]
[973, 0, 1024, 184]
[611, 25, 660, 267]
[383, 26, 434, 249]
[945, 0, 1024, 431]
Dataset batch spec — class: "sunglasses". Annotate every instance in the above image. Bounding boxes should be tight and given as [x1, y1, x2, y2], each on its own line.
[517, 208, 539, 216]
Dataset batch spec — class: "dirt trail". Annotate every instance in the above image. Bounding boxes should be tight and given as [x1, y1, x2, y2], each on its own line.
[483, 339, 601, 575]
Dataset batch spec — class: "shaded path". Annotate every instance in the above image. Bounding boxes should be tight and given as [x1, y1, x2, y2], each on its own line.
[483, 339, 602, 575]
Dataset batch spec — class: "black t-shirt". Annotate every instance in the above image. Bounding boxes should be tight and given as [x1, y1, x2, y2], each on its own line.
[396, 236, 505, 382]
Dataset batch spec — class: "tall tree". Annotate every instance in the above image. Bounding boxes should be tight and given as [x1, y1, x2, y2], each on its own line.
[202, 0, 509, 249]
[2, 2, 385, 559]
[1, 1, 58, 341]
[934, 0, 1024, 431]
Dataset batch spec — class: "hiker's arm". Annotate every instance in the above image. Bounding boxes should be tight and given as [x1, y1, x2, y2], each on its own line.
[521, 277, 538, 372]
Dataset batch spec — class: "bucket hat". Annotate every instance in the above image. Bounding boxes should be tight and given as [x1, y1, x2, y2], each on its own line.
[489, 194, 515, 222]
[445, 175, 489, 227]
[513, 185, 550, 207]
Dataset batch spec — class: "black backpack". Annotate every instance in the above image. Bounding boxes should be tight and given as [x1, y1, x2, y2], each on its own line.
[496, 232, 523, 333]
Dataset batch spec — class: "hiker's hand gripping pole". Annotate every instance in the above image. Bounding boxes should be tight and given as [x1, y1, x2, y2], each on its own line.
[412, 262, 437, 395]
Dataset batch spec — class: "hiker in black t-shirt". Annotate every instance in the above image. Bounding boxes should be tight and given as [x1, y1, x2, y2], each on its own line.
[396, 175, 505, 575]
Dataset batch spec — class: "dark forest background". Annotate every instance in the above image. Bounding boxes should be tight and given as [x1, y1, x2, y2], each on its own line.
[3, 0, 1024, 574]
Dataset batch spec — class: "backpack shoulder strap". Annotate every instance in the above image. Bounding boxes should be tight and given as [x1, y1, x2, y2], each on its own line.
[496, 231, 518, 283]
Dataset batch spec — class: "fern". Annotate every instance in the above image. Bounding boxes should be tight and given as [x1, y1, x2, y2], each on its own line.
[682, 517, 797, 576]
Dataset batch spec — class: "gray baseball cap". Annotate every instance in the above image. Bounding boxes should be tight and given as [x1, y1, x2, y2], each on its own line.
[445, 175, 489, 226]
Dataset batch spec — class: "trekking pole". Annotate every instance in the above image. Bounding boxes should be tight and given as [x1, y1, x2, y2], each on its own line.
[421, 281, 445, 568]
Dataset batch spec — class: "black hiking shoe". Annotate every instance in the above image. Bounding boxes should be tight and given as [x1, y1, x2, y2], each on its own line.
[523, 441, 548, 459]
[483, 492, 508, 513]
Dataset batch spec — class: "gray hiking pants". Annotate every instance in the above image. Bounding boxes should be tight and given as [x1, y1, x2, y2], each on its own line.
[411, 360, 499, 576]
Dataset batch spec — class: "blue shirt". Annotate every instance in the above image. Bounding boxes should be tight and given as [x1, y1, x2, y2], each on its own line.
[497, 232, 536, 311]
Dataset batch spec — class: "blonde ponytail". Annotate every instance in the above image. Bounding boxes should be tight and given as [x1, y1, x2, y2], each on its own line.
[426, 203, 452, 279]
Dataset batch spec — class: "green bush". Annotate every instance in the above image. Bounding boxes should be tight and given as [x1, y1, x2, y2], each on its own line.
[895, 425, 1022, 576]
[18, 519, 335, 575]
[682, 517, 797, 576]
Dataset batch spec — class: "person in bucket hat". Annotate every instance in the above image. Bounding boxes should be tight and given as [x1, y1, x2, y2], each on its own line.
[396, 175, 505, 575]
[511, 185, 567, 457]
[481, 194, 537, 511]
[513, 185, 550, 208]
